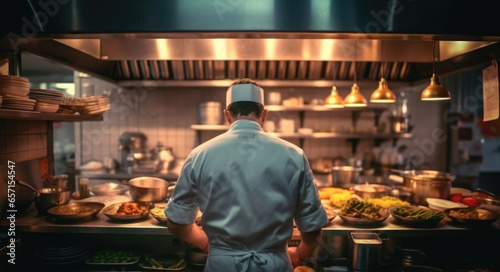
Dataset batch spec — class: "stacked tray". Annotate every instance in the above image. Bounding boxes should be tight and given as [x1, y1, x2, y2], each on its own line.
[1, 96, 36, 111]
[0, 75, 30, 97]
[29, 88, 64, 104]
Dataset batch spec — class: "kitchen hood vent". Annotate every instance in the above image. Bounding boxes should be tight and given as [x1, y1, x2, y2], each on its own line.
[116, 60, 412, 82]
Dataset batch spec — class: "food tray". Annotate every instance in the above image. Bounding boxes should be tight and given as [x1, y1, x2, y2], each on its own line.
[86, 249, 140, 265]
[390, 206, 444, 227]
[139, 255, 186, 270]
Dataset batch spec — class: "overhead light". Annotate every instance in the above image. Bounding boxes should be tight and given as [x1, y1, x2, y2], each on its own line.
[421, 73, 451, 101]
[324, 60, 344, 108]
[370, 42, 396, 103]
[324, 86, 344, 108]
[344, 40, 367, 107]
[371, 77, 396, 103]
[421, 41, 451, 101]
[344, 83, 367, 107]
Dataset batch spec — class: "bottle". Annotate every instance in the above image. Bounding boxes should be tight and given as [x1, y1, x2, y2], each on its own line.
[78, 177, 90, 199]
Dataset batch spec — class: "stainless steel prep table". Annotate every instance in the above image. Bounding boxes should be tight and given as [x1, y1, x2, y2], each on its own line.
[3, 194, 499, 235]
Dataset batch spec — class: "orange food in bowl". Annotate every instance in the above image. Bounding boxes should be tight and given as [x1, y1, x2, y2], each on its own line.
[294, 266, 315, 272]
[319, 187, 349, 200]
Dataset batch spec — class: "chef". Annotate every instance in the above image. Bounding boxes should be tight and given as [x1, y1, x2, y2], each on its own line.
[165, 78, 328, 272]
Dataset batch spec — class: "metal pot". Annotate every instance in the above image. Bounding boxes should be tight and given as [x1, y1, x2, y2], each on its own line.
[16, 180, 70, 213]
[332, 166, 362, 187]
[129, 177, 173, 203]
[389, 170, 455, 205]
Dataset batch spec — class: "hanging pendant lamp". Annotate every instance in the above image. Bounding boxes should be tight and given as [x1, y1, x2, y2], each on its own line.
[324, 86, 344, 108]
[324, 62, 344, 108]
[370, 42, 396, 103]
[371, 77, 396, 103]
[345, 40, 367, 107]
[421, 41, 450, 101]
[344, 83, 367, 107]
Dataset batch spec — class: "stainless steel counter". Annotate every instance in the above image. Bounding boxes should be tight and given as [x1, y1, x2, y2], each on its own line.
[2, 194, 499, 237]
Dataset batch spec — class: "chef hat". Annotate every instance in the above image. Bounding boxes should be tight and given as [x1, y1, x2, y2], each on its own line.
[226, 84, 264, 107]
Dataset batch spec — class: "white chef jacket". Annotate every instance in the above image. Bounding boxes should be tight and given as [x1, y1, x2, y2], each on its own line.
[165, 119, 328, 272]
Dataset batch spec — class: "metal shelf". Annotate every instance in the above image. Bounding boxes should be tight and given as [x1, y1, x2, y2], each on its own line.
[265, 104, 389, 112]
[190, 125, 412, 140]
[0, 109, 103, 122]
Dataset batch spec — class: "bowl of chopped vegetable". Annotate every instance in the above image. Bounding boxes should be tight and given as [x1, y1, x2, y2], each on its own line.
[338, 198, 389, 227]
[150, 203, 168, 224]
[390, 206, 444, 227]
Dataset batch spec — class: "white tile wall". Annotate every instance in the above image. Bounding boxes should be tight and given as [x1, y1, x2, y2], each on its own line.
[76, 78, 447, 170]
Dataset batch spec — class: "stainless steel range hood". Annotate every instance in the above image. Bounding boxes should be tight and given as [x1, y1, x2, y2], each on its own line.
[1, 0, 500, 86]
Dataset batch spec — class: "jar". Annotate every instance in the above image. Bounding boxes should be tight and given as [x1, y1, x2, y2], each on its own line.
[78, 177, 90, 199]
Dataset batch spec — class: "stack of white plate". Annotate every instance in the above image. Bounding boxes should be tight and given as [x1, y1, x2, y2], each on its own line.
[29, 88, 64, 104]
[80, 96, 111, 115]
[1, 96, 36, 111]
[0, 75, 30, 97]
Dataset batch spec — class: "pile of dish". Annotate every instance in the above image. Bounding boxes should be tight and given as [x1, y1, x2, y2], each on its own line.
[34, 239, 89, 266]
[60, 96, 110, 115]
[1, 96, 36, 111]
[0, 74, 30, 98]
[29, 88, 64, 104]
[79, 96, 111, 115]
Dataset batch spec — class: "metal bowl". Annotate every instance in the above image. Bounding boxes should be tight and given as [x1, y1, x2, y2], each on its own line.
[129, 177, 170, 203]
[332, 166, 362, 187]
[89, 183, 129, 196]
[353, 184, 391, 199]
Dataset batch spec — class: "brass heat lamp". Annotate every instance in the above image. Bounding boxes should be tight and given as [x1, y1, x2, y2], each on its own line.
[370, 77, 396, 103]
[421, 73, 451, 101]
[344, 83, 367, 107]
[324, 86, 344, 108]
[421, 40, 451, 101]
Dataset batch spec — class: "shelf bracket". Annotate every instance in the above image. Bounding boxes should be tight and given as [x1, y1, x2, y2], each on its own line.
[351, 111, 361, 128]
[346, 138, 361, 155]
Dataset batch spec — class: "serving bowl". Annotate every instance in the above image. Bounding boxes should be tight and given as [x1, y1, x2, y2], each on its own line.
[129, 177, 170, 203]
[444, 207, 499, 228]
[339, 211, 389, 227]
[390, 206, 444, 227]
[102, 202, 150, 221]
[47, 202, 105, 221]
[150, 203, 168, 224]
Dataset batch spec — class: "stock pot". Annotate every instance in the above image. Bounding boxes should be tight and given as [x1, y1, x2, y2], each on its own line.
[389, 170, 455, 205]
